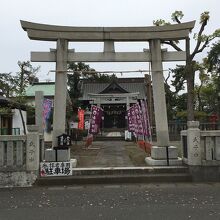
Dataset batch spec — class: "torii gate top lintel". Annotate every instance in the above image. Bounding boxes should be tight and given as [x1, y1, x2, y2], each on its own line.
[20, 20, 195, 42]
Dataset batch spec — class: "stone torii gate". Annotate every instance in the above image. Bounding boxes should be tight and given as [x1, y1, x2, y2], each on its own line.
[21, 20, 195, 147]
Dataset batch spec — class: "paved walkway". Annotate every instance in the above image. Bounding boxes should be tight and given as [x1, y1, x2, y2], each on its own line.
[71, 140, 146, 168]
[95, 141, 133, 167]
[71, 138, 181, 168]
[1, 183, 220, 220]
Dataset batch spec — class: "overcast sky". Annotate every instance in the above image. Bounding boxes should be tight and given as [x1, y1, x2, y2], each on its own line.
[1, 0, 219, 81]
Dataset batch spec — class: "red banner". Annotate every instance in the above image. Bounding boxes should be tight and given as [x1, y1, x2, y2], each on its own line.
[78, 109, 85, 130]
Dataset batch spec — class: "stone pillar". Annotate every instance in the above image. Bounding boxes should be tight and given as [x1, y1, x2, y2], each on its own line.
[26, 132, 40, 171]
[145, 74, 153, 127]
[96, 97, 101, 107]
[35, 91, 44, 134]
[126, 96, 130, 110]
[187, 121, 201, 165]
[104, 41, 115, 53]
[149, 40, 169, 146]
[52, 39, 68, 147]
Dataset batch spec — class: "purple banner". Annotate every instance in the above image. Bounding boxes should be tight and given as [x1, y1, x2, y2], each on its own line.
[43, 99, 53, 120]
[131, 105, 138, 135]
[134, 103, 144, 135]
[127, 101, 152, 139]
[127, 106, 134, 132]
[43, 99, 53, 131]
[89, 105, 103, 134]
[140, 99, 151, 138]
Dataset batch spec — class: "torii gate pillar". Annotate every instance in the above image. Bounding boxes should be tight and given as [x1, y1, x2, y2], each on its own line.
[52, 39, 68, 146]
[150, 39, 169, 146]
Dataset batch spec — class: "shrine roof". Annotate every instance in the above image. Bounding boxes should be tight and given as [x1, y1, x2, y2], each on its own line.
[80, 80, 146, 100]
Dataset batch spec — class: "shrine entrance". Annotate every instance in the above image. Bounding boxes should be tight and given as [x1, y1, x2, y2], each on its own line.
[21, 20, 194, 147]
[85, 80, 141, 132]
[102, 104, 126, 129]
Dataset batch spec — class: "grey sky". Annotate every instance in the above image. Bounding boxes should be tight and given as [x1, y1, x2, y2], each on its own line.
[1, 0, 219, 81]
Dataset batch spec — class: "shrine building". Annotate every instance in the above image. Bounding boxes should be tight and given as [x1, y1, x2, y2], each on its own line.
[79, 77, 148, 130]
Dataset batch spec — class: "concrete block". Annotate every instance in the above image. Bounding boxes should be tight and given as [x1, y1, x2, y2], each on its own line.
[27, 125, 39, 132]
[0, 142, 4, 166]
[16, 141, 24, 166]
[57, 149, 70, 162]
[205, 137, 214, 160]
[145, 157, 183, 166]
[215, 137, 220, 160]
[187, 123, 201, 165]
[26, 132, 40, 171]
[7, 141, 14, 166]
[151, 146, 178, 160]
[45, 149, 56, 162]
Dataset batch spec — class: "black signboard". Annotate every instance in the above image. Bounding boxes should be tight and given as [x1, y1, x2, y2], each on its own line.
[57, 133, 71, 148]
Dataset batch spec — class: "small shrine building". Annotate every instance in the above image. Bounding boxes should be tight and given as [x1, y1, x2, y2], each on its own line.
[79, 77, 148, 130]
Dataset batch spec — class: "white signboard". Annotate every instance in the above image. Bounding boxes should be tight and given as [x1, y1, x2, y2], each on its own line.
[125, 130, 132, 141]
[70, 121, 78, 129]
[40, 162, 72, 177]
[84, 120, 90, 130]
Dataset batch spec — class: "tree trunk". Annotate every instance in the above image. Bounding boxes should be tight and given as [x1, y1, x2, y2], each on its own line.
[19, 65, 24, 94]
[19, 108, 26, 135]
[186, 65, 195, 121]
[185, 37, 195, 121]
[197, 84, 203, 112]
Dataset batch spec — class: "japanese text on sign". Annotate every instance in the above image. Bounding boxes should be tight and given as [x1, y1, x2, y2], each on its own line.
[40, 162, 72, 177]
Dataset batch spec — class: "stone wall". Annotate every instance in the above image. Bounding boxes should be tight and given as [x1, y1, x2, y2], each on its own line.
[0, 131, 42, 188]
[181, 121, 220, 182]
[0, 171, 38, 188]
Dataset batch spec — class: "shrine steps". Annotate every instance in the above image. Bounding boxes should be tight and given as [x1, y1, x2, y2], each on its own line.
[95, 136, 125, 141]
[35, 166, 192, 186]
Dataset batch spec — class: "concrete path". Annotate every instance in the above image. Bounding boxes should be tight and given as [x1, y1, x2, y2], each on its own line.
[72, 141, 138, 168]
[71, 140, 181, 168]
[95, 141, 133, 167]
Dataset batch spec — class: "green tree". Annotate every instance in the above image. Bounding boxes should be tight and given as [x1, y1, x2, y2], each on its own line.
[196, 72, 219, 114]
[67, 62, 113, 99]
[15, 61, 40, 134]
[16, 61, 39, 95]
[0, 61, 40, 134]
[207, 41, 220, 72]
[169, 65, 186, 94]
[67, 62, 113, 106]
[154, 11, 220, 121]
[0, 72, 17, 97]
[206, 43, 220, 119]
